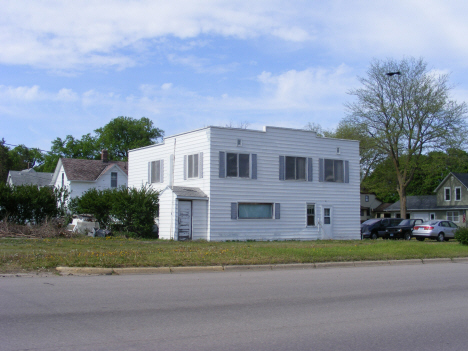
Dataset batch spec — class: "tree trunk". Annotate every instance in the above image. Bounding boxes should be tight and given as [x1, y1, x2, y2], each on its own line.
[397, 183, 407, 219]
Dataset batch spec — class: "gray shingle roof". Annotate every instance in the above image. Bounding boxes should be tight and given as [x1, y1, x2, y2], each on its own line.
[452, 173, 468, 188]
[386, 195, 437, 211]
[171, 186, 208, 199]
[61, 158, 128, 181]
[8, 169, 53, 187]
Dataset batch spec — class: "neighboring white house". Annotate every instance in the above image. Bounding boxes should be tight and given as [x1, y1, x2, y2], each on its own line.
[128, 126, 360, 241]
[50, 150, 128, 199]
[7, 168, 53, 187]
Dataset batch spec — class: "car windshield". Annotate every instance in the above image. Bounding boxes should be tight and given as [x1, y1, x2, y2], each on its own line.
[398, 219, 412, 226]
[362, 219, 380, 225]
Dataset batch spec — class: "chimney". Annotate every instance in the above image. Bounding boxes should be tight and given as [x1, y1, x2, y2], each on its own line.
[101, 149, 109, 163]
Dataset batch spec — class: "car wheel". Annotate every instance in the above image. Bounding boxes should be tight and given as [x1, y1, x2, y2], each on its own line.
[416, 237, 425, 242]
[404, 232, 412, 241]
[437, 233, 445, 242]
[370, 232, 378, 240]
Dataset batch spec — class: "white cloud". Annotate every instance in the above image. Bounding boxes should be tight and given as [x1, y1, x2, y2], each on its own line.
[0, 0, 312, 70]
[257, 65, 354, 109]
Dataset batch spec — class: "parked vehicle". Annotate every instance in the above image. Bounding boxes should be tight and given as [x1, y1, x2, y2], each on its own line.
[412, 220, 458, 242]
[384, 219, 424, 240]
[361, 218, 403, 239]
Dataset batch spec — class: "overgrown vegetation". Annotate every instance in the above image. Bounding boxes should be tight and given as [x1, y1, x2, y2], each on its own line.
[1, 238, 467, 273]
[68, 186, 158, 237]
[0, 183, 67, 224]
[455, 227, 468, 245]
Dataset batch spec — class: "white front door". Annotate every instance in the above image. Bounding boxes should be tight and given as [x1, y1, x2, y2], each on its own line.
[178, 201, 192, 241]
[322, 206, 333, 239]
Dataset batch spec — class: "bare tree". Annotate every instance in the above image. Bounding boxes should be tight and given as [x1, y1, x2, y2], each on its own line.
[346, 57, 467, 218]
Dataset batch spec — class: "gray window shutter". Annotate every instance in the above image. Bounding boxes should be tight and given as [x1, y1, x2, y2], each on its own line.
[199, 152, 203, 178]
[184, 155, 187, 180]
[251, 154, 257, 179]
[345, 160, 349, 183]
[307, 158, 313, 182]
[319, 158, 324, 182]
[275, 203, 280, 219]
[219, 152, 226, 178]
[231, 202, 238, 220]
[279, 156, 285, 180]
[148, 162, 151, 183]
[160, 160, 164, 183]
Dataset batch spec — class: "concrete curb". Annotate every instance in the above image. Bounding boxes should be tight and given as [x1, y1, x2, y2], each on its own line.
[422, 258, 452, 264]
[48, 257, 468, 276]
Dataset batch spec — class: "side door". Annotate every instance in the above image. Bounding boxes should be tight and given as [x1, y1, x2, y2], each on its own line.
[178, 201, 192, 241]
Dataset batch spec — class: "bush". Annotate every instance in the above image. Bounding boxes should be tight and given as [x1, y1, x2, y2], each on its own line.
[454, 227, 468, 245]
[0, 183, 68, 224]
[69, 186, 159, 238]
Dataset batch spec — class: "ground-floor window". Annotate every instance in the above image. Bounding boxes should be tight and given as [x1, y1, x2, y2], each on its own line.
[307, 204, 315, 226]
[430, 213, 435, 220]
[447, 211, 459, 222]
[324, 208, 331, 224]
[238, 203, 273, 219]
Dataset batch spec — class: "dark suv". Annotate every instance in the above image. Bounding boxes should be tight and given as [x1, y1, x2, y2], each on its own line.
[383, 219, 423, 240]
[361, 218, 403, 240]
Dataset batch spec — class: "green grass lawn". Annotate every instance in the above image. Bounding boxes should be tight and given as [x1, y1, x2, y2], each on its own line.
[1, 236, 468, 273]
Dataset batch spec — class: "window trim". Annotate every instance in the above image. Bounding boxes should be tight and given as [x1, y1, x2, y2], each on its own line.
[149, 159, 163, 184]
[237, 202, 274, 219]
[455, 187, 461, 201]
[444, 187, 451, 201]
[111, 172, 118, 188]
[319, 158, 349, 183]
[306, 203, 316, 227]
[224, 152, 252, 179]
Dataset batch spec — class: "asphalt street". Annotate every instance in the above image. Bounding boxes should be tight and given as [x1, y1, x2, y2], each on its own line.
[1, 262, 468, 351]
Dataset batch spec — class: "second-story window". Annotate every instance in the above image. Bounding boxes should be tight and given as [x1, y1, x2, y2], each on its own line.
[285, 156, 306, 180]
[325, 159, 344, 182]
[444, 187, 451, 201]
[149, 160, 163, 183]
[188, 154, 199, 178]
[111, 172, 117, 188]
[319, 158, 349, 183]
[455, 187, 461, 201]
[227, 152, 250, 178]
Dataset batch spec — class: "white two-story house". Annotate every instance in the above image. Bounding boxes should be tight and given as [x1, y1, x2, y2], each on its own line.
[128, 126, 360, 241]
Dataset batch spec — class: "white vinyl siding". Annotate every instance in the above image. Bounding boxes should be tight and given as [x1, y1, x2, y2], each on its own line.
[129, 126, 359, 241]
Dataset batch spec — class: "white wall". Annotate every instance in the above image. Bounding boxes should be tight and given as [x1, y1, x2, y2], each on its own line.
[208, 127, 360, 241]
[129, 126, 360, 241]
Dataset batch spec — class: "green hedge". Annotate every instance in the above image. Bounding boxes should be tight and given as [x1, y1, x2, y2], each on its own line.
[0, 183, 67, 224]
[454, 227, 468, 245]
[68, 186, 159, 238]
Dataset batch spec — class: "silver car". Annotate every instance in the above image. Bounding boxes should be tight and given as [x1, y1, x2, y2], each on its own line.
[412, 220, 458, 242]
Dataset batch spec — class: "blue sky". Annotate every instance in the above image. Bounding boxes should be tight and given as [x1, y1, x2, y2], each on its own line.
[1, 0, 468, 152]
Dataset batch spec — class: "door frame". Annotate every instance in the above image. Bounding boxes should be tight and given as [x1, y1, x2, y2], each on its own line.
[177, 200, 192, 241]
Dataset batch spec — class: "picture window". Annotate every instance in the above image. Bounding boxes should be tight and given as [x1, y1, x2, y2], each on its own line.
[238, 203, 273, 219]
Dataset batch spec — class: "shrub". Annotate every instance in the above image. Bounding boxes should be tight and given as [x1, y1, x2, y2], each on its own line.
[0, 183, 68, 224]
[454, 227, 468, 245]
[69, 186, 158, 238]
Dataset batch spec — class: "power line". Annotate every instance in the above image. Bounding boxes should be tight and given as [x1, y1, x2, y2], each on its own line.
[3, 143, 50, 153]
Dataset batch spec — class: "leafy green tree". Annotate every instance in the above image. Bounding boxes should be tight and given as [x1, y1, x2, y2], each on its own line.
[95, 116, 164, 160]
[0, 139, 12, 182]
[346, 57, 468, 218]
[8, 144, 44, 171]
[40, 133, 99, 172]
